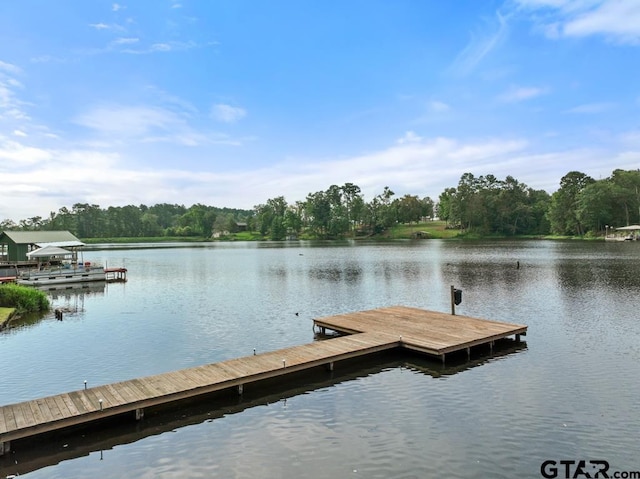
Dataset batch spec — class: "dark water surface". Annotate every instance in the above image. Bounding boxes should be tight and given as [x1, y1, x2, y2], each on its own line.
[1, 240, 639, 478]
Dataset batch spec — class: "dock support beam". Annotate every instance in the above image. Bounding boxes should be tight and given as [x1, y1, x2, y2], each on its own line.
[326, 362, 334, 372]
[1, 440, 10, 456]
[135, 408, 144, 420]
[515, 334, 521, 342]
[466, 347, 471, 360]
[237, 384, 244, 395]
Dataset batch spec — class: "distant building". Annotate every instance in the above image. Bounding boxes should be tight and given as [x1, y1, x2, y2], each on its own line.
[0, 231, 84, 262]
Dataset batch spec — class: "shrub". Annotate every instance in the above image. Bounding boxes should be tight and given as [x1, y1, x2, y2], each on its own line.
[0, 284, 50, 313]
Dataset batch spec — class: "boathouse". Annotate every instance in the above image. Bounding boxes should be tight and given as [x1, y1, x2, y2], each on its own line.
[0, 231, 84, 263]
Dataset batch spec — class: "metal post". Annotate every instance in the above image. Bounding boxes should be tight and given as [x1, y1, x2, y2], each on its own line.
[450, 285, 456, 315]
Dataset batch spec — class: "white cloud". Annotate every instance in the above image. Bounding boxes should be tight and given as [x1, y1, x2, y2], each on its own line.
[121, 41, 197, 54]
[112, 37, 139, 45]
[565, 102, 615, 113]
[396, 131, 423, 144]
[515, 0, 640, 44]
[0, 68, 29, 121]
[211, 104, 247, 123]
[74, 104, 187, 137]
[0, 60, 21, 74]
[89, 23, 111, 30]
[498, 85, 548, 102]
[112, 3, 125, 12]
[2, 128, 639, 222]
[429, 101, 451, 112]
[0, 137, 52, 166]
[12, 130, 27, 137]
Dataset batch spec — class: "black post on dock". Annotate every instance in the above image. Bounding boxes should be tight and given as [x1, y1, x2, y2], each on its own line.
[451, 285, 456, 315]
[450, 285, 462, 315]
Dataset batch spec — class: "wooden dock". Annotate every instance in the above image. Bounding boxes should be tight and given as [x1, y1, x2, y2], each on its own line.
[105, 267, 127, 282]
[0, 306, 526, 455]
[314, 305, 528, 358]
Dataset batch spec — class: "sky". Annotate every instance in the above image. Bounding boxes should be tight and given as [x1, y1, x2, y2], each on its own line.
[1, 0, 639, 222]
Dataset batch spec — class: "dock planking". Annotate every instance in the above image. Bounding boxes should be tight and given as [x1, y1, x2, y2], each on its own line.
[0, 306, 526, 454]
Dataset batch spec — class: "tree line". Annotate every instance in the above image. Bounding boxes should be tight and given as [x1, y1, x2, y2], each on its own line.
[1, 168, 639, 239]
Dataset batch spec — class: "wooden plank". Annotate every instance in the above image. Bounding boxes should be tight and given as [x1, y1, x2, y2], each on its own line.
[27, 401, 45, 426]
[94, 385, 120, 408]
[10, 405, 28, 430]
[18, 403, 36, 428]
[104, 384, 128, 405]
[44, 397, 64, 420]
[66, 392, 88, 415]
[34, 398, 54, 423]
[53, 395, 72, 418]
[0, 404, 7, 434]
[3, 406, 17, 432]
[59, 394, 80, 417]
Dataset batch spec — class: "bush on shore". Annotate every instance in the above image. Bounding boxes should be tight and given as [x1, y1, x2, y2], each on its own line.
[0, 284, 50, 313]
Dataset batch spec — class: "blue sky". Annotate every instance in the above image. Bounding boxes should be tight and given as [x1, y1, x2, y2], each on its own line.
[1, 0, 639, 221]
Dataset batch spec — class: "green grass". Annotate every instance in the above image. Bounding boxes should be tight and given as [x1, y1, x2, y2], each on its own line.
[384, 221, 463, 239]
[0, 306, 15, 328]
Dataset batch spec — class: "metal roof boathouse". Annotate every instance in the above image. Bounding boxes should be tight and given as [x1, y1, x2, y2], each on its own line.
[0, 231, 84, 263]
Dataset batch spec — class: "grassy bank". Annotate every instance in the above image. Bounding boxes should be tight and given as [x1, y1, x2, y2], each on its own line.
[82, 236, 212, 244]
[0, 306, 15, 329]
[82, 222, 601, 244]
[384, 221, 463, 239]
[0, 284, 50, 314]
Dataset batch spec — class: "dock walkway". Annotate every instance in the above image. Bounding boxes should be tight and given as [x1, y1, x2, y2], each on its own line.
[0, 306, 526, 455]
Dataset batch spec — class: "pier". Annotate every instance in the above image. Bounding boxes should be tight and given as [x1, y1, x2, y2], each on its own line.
[104, 267, 127, 282]
[0, 306, 526, 456]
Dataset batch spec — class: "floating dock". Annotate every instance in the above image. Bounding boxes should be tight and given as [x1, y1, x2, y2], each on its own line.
[0, 306, 526, 455]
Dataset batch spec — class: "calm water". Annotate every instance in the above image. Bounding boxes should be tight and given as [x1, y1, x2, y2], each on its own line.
[1, 240, 639, 478]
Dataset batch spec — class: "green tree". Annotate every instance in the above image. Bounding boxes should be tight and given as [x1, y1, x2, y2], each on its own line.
[547, 171, 594, 235]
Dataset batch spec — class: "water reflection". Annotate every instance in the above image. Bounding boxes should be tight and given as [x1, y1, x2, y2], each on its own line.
[1, 282, 107, 333]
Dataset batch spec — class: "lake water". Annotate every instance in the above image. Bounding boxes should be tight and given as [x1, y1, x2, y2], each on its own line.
[1, 240, 639, 478]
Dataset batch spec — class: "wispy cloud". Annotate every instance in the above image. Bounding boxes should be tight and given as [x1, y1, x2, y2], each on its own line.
[515, 0, 640, 44]
[396, 131, 423, 144]
[120, 40, 197, 54]
[564, 1, 640, 43]
[12, 130, 27, 137]
[429, 101, 451, 112]
[0, 136, 52, 166]
[0, 60, 22, 75]
[74, 104, 188, 138]
[0, 63, 30, 121]
[450, 10, 509, 76]
[89, 23, 111, 30]
[112, 37, 139, 45]
[211, 104, 247, 123]
[498, 85, 548, 102]
[112, 3, 125, 12]
[565, 102, 615, 113]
